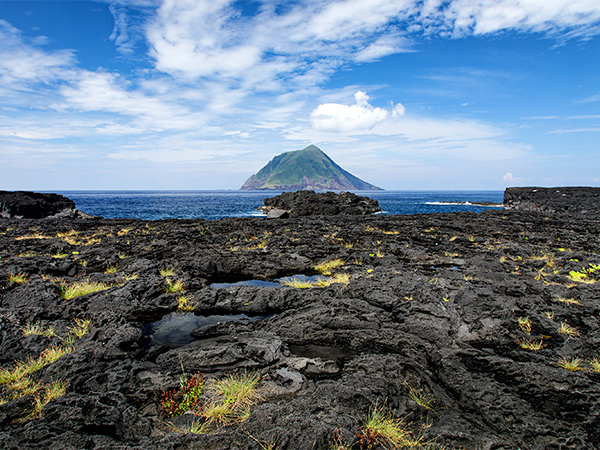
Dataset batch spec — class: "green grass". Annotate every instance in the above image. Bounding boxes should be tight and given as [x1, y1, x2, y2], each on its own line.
[20, 380, 67, 421]
[58, 280, 112, 299]
[22, 323, 57, 338]
[517, 316, 532, 335]
[68, 318, 92, 338]
[557, 357, 585, 372]
[0, 345, 73, 386]
[314, 259, 345, 276]
[280, 273, 351, 289]
[407, 385, 436, 410]
[7, 273, 28, 285]
[589, 358, 600, 373]
[159, 268, 177, 277]
[358, 404, 410, 448]
[177, 295, 196, 312]
[104, 265, 118, 274]
[517, 338, 544, 351]
[163, 278, 186, 293]
[201, 372, 261, 426]
[51, 251, 69, 259]
[559, 322, 580, 337]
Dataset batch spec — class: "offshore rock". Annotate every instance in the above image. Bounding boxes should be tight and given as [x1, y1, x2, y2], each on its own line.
[504, 186, 600, 216]
[0, 191, 93, 219]
[259, 190, 381, 217]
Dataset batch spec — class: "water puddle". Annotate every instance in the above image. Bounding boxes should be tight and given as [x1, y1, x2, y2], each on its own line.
[141, 312, 267, 349]
[209, 274, 326, 289]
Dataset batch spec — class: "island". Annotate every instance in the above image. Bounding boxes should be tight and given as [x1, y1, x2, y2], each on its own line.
[240, 145, 382, 191]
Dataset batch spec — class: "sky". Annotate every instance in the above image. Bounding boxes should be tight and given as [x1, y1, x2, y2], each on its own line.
[1, 0, 599, 191]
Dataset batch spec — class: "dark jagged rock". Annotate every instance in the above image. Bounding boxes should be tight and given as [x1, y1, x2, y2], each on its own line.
[259, 190, 381, 217]
[0, 191, 93, 219]
[504, 186, 600, 216]
[1, 208, 600, 449]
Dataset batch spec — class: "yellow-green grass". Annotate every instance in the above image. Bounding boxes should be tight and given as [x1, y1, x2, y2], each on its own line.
[104, 265, 118, 274]
[163, 278, 185, 293]
[177, 295, 196, 312]
[159, 268, 177, 277]
[201, 372, 261, 425]
[15, 232, 53, 240]
[68, 318, 92, 338]
[20, 380, 67, 421]
[7, 273, 28, 285]
[557, 357, 585, 372]
[359, 404, 411, 448]
[58, 280, 112, 299]
[517, 338, 544, 351]
[280, 273, 350, 288]
[22, 323, 57, 338]
[590, 358, 600, 373]
[407, 385, 436, 410]
[51, 251, 69, 259]
[555, 297, 583, 306]
[559, 322, 580, 337]
[314, 259, 345, 276]
[0, 345, 73, 386]
[517, 316, 532, 335]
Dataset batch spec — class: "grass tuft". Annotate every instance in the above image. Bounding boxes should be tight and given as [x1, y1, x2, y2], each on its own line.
[589, 358, 600, 373]
[163, 278, 185, 293]
[68, 318, 92, 339]
[7, 273, 28, 285]
[22, 323, 57, 338]
[58, 280, 112, 299]
[517, 338, 544, 351]
[557, 357, 585, 372]
[517, 316, 532, 335]
[314, 259, 345, 276]
[159, 268, 177, 277]
[559, 322, 580, 337]
[177, 295, 196, 312]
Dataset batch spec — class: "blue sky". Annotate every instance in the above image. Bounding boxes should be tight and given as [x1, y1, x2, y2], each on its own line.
[1, 0, 599, 190]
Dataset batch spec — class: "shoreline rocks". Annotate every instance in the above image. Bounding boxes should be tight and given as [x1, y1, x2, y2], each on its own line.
[0, 191, 94, 219]
[1, 209, 599, 449]
[259, 190, 382, 217]
[504, 186, 600, 216]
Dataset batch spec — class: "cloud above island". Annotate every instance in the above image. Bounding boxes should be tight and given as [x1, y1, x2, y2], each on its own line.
[310, 91, 405, 132]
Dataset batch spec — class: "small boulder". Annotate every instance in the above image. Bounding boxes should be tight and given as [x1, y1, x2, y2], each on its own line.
[267, 208, 289, 219]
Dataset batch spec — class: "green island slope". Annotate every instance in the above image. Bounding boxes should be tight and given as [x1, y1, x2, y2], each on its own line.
[240, 145, 382, 191]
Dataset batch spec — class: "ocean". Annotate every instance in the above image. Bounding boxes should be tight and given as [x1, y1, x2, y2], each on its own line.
[54, 190, 504, 221]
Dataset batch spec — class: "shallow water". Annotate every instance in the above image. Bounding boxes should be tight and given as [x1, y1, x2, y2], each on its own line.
[141, 312, 267, 348]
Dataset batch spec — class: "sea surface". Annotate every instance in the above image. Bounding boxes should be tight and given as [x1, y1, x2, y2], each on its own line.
[55, 190, 504, 221]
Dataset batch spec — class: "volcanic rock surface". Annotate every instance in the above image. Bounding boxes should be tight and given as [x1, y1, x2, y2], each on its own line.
[504, 186, 600, 216]
[259, 190, 382, 217]
[0, 191, 92, 219]
[1, 209, 600, 449]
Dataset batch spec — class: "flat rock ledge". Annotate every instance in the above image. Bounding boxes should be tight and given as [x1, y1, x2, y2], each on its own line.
[504, 186, 600, 216]
[259, 190, 382, 217]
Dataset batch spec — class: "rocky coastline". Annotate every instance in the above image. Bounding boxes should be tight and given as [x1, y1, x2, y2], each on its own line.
[1, 189, 599, 449]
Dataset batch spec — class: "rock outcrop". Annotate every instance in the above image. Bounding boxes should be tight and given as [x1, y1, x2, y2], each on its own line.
[504, 186, 600, 216]
[259, 190, 381, 217]
[0, 191, 92, 219]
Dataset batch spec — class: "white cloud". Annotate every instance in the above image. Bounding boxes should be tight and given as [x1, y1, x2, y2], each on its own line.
[502, 171, 528, 185]
[0, 20, 75, 86]
[310, 91, 404, 132]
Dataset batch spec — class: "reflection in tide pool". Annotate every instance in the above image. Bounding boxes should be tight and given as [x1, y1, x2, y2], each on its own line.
[141, 312, 266, 349]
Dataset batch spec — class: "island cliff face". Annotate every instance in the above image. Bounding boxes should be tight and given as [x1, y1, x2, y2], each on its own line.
[240, 145, 382, 191]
